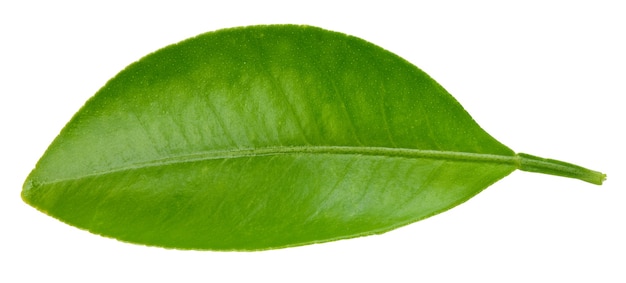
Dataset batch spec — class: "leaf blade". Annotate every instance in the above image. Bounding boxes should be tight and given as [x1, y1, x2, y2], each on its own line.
[25, 25, 514, 184]
[24, 153, 516, 250]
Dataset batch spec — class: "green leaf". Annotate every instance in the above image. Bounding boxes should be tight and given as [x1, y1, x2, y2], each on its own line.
[22, 25, 605, 251]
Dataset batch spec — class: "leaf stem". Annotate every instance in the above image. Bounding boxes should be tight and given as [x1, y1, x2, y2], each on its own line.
[516, 153, 606, 185]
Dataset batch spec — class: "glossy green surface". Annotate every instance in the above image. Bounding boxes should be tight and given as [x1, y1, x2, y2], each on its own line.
[22, 25, 605, 250]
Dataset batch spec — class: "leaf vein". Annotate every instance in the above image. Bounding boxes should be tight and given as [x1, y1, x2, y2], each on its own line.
[37, 146, 518, 186]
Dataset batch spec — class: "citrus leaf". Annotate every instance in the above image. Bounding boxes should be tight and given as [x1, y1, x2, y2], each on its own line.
[22, 25, 605, 251]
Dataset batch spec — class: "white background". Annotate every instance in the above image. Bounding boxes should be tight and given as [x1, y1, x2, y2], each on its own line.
[1, 1, 624, 282]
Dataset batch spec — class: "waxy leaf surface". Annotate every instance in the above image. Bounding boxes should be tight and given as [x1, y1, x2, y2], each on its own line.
[22, 25, 605, 250]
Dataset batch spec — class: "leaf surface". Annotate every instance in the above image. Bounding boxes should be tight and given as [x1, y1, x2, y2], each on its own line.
[22, 25, 605, 250]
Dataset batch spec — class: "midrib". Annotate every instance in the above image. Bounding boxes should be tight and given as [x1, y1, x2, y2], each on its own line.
[34, 146, 520, 186]
[152, 146, 518, 165]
